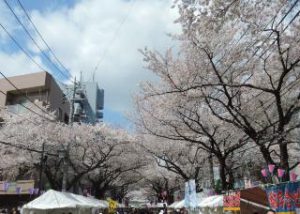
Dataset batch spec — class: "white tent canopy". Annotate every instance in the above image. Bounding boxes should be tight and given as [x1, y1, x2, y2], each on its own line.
[70, 193, 108, 209]
[169, 195, 224, 209]
[22, 190, 108, 214]
[168, 200, 185, 209]
[199, 195, 223, 208]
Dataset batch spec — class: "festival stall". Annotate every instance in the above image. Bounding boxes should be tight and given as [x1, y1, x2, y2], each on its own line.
[22, 189, 108, 214]
[169, 188, 270, 214]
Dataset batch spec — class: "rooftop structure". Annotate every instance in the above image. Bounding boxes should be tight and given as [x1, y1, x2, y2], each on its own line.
[72, 81, 104, 124]
[0, 71, 70, 123]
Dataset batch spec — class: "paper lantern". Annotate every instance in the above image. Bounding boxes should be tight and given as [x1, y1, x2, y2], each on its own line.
[290, 172, 298, 182]
[28, 187, 34, 195]
[277, 169, 285, 178]
[268, 164, 275, 174]
[3, 182, 10, 192]
[261, 169, 268, 177]
[16, 187, 22, 194]
[34, 188, 39, 195]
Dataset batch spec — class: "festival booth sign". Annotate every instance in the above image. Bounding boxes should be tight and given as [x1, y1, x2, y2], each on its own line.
[223, 191, 241, 211]
[265, 181, 300, 214]
[108, 198, 118, 214]
[0, 180, 36, 208]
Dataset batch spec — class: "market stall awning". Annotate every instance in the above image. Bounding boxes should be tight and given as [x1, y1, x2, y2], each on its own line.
[23, 189, 108, 210]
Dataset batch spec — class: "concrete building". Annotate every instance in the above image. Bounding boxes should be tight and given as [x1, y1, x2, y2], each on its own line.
[0, 71, 70, 123]
[72, 81, 104, 124]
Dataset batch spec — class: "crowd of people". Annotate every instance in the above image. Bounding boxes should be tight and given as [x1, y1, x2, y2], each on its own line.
[0, 207, 20, 214]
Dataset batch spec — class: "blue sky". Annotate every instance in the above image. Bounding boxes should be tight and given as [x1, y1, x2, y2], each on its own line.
[0, 0, 179, 130]
[19, 0, 78, 12]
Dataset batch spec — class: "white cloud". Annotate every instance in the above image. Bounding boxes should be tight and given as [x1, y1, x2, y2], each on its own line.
[0, 0, 180, 113]
[0, 51, 49, 76]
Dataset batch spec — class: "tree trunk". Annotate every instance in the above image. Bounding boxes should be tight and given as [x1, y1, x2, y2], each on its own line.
[94, 186, 106, 199]
[279, 143, 290, 181]
[259, 145, 275, 165]
[217, 157, 227, 191]
[208, 154, 215, 189]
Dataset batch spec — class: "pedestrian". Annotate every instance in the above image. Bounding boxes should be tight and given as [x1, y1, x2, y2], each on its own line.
[266, 210, 276, 214]
[162, 204, 167, 214]
[11, 208, 17, 214]
[179, 208, 187, 214]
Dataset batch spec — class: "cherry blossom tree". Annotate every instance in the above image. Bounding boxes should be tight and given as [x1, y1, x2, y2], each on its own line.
[0, 108, 145, 198]
[134, 0, 300, 184]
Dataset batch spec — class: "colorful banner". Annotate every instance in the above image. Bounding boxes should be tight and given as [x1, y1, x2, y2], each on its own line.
[223, 191, 241, 211]
[265, 181, 300, 214]
[0, 180, 34, 195]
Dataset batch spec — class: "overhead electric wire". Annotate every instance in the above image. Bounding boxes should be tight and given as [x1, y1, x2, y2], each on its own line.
[214, 0, 287, 66]
[0, 105, 39, 126]
[15, 0, 71, 79]
[0, 72, 53, 119]
[0, 139, 57, 157]
[228, 0, 299, 77]
[0, 23, 46, 71]
[0, 89, 53, 122]
[3, 0, 70, 80]
[238, 9, 300, 108]
[92, 0, 137, 74]
[3, 0, 69, 79]
[204, 1, 300, 115]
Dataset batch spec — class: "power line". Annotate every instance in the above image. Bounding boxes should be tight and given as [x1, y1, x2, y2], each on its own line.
[204, 2, 300, 116]
[0, 72, 53, 118]
[188, 1, 297, 106]
[92, 0, 137, 74]
[0, 22, 46, 71]
[226, 0, 299, 77]
[16, 0, 72, 79]
[0, 105, 40, 126]
[0, 89, 53, 122]
[0, 20, 75, 122]
[238, 8, 300, 108]
[0, 139, 57, 157]
[3, 0, 70, 80]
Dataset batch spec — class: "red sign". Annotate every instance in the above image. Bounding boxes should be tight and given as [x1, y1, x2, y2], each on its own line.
[223, 191, 241, 211]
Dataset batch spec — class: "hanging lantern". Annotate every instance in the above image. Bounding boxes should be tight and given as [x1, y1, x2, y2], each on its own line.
[261, 169, 268, 177]
[268, 164, 275, 174]
[277, 169, 285, 178]
[34, 188, 39, 195]
[290, 172, 298, 182]
[16, 187, 22, 195]
[28, 187, 34, 195]
[3, 182, 10, 192]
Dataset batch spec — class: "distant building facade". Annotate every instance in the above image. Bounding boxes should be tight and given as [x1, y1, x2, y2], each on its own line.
[72, 81, 104, 124]
[0, 71, 70, 123]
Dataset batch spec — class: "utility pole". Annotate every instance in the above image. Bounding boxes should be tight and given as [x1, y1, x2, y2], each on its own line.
[59, 149, 67, 192]
[69, 77, 76, 124]
[39, 141, 46, 194]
